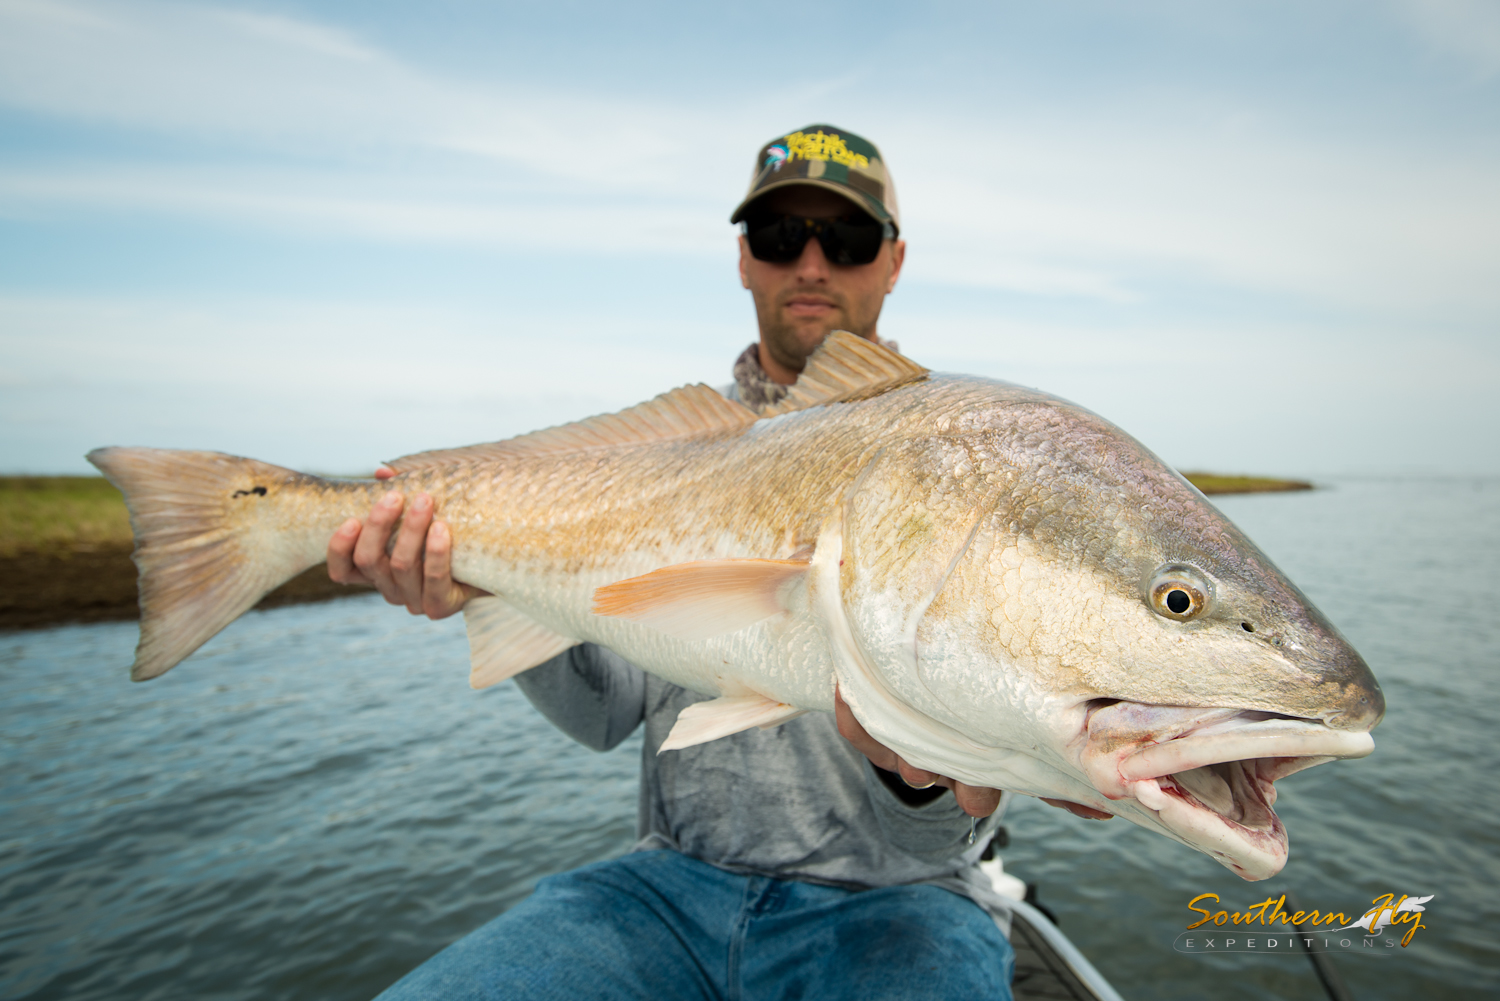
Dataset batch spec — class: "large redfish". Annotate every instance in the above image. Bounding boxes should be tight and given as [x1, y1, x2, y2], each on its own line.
[89, 333, 1383, 880]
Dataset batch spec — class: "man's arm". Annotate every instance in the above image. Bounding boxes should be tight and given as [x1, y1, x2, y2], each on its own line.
[512, 644, 646, 751]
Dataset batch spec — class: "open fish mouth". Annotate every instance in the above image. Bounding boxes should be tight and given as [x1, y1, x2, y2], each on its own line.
[1079, 702, 1375, 880]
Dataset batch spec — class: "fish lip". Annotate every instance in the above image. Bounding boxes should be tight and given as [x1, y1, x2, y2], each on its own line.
[1080, 703, 1376, 881]
[1118, 714, 1375, 783]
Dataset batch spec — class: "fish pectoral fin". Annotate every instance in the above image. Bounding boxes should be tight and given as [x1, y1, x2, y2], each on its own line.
[660, 695, 808, 751]
[464, 596, 579, 689]
[591, 557, 809, 641]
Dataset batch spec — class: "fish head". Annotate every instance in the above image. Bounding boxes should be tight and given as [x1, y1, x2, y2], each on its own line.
[821, 380, 1383, 880]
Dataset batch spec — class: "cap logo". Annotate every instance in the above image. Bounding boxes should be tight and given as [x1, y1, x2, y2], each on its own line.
[733, 125, 895, 228]
[777, 130, 869, 169]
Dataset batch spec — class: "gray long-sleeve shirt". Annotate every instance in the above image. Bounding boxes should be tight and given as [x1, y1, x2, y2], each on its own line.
[515, 646, 1003, 888]
[508, 347, 1013, 923]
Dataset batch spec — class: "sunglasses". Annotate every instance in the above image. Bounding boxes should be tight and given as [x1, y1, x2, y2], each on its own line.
[742, 210, 896, 266]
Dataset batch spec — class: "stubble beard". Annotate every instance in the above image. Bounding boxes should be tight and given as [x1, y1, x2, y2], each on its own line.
[761, 296, 871, 376]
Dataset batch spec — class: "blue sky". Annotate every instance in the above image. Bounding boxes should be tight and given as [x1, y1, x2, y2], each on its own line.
[1, 0, 1496, 476]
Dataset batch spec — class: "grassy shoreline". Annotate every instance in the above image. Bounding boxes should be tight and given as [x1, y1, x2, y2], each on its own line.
[0, 476, 133, 559]
[0, 471, 1312, 630]
[0, 476, 372, 630]
[1180, 472, 1313, 495]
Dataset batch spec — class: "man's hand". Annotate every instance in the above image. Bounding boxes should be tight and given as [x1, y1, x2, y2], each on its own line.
[834, 687, 1002, 817]
[834, 687, 1113, 821]
[326, 468, 485, 619]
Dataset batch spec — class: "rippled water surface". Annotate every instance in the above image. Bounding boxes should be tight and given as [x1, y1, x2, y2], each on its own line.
[2, 478, 1496, 999]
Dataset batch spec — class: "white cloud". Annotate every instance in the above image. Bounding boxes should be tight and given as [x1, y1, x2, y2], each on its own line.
[6, 292, 1492, 478]
[893, 308, 1500, 477]
[0, 294, 742, 472]
[890, 113, 1500, 318]
[214, 9, 382, 63]
[1393, 0, 1500, 78]
[0, 0, 1494, 319]
[0, 0, 1497, 476]
[0, 167, 728, 253]
[2, 1, 1495, 320]
[0, 0, 745, 197]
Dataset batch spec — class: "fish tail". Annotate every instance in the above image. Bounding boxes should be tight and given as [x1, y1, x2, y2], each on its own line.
[87, 447, 367, 681]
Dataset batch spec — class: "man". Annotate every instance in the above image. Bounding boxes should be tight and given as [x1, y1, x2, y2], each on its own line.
[332, 126, 1020, 1000]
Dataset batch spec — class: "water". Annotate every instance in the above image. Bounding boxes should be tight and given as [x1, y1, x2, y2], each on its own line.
[0, 604, 642, 999]
[1, 478, 1496, 999]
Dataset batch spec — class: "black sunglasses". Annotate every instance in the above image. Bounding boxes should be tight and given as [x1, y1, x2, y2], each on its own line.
[742, 209, 896, 266]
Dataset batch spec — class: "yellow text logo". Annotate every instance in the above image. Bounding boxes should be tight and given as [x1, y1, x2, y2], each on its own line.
[1187, 892, 1431, 948]
[781, 131, 870, 169]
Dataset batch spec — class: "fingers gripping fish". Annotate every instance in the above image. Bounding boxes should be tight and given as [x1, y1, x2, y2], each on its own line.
[88, 333, 1383, 881]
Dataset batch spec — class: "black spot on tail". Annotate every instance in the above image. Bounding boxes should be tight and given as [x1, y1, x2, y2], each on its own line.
[231, 486, 268, 499]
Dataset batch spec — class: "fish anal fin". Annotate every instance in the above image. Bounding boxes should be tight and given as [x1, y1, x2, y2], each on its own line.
[464, 595, 580, 689]
[659, 694, 808, 751]
[591, 557, 809, 641]
[386, 384, 757, 473]
[761, 330, 928, 417]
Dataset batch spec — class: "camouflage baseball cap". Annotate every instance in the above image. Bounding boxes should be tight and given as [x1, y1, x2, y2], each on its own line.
[729, 124, 899, 232]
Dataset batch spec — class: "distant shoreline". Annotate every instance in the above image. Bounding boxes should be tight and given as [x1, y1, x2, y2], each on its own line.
[0, 472, 1312, 631]
[0, 544, 372, 631]
[0, 474, 373, 631]
[1181, 473, 1314, 495]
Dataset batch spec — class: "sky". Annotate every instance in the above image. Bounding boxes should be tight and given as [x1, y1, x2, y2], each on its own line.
[1, 0, 1497, 476]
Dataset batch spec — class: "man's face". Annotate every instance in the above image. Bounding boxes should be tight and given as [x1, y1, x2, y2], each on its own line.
[738, 186, 906, 380]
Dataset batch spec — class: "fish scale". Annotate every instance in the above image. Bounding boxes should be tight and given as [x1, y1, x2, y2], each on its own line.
[88, 332, 1382, 881]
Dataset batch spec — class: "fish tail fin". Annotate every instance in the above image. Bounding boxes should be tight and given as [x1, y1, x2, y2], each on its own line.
[87, 447, 345, 681]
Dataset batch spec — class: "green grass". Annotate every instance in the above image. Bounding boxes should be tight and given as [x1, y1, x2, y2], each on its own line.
[1182, 472, 1313, 495]
[0, 476, 132, 557]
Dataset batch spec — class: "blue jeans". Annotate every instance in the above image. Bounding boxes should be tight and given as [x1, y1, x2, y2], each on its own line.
[376, 850, 1014, 1000]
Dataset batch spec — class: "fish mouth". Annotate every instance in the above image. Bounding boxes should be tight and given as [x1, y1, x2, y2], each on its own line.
[1079, 702, 1375, 881]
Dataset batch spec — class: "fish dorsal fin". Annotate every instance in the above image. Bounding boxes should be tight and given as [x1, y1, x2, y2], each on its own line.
[464, 595, 580, 689]
[386, 383, 758, 473]
[659, 694, 809, 751]
[761, 330, 929, 418]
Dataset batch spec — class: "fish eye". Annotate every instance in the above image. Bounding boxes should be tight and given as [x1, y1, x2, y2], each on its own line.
[1147, 565, 1212, 621]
